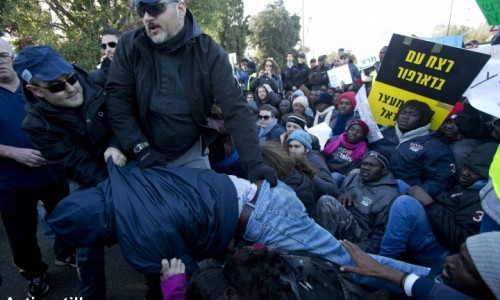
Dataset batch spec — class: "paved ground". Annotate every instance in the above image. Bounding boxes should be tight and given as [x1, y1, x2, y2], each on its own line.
[0, 215, 148, 300]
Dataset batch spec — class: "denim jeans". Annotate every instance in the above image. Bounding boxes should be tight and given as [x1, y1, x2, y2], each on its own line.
[243, 181, 429, 293]
[379, 195, 450, 267]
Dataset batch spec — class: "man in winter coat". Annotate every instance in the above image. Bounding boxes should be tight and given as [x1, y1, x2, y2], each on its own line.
[316, 151, 400, 254]
[379, 142, 498, 267]
[14, 45, 127, 300]
[371, 99, 456, 197]
[105, 0, 276, 187]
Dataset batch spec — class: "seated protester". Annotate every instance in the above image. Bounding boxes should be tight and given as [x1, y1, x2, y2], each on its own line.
[379, 142, 498, 267]
[278, 98, 292, 124]
[330, 91, 358, 137]
[438, 106, 487, 171]
[287, 130, 340, 199]
[284, 95, 314, 128]
[323, 119, 369, 185]
[371, 100, 456, 197]
[14, 45, 127, 299]
[261, 141, 317, 217]
[257, 105, 285, 144]
[163, 245, 367, 300]
[254, 84, 281, 109]
[279, 90, 304, 127]
[249, 58, 283, 95]
[316, 151, 400, 254]
[48, 162, 430, 294]
[313, 92, 336, 127]
[280, 113, 320, 151]
[341, 232, 500, 300]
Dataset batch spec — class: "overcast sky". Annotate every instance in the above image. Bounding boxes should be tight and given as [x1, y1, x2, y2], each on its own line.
[243, 0, 488, 59]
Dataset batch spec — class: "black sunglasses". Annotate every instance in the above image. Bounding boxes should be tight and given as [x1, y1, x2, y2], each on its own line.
[258, 115, 271, 120]
[136, 1, 177, 18]
[35, 73, 78, 93]
[100, 42, 117, 49]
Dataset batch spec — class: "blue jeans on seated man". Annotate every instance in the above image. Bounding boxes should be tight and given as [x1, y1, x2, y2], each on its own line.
[379, 195, 450, 267]
[243, 181, 429, 294]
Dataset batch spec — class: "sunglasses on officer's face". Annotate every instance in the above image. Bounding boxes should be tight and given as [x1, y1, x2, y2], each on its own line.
[34, 73, 78, 94]
[136, 1, 178, 18]
[100, 42, 117, 49]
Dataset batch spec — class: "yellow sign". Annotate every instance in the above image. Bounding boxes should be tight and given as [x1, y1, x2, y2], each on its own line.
[369, 81, 452, 130]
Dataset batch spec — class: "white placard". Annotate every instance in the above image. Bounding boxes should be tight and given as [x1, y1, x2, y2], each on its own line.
[355, 85, 384, 143]
[327, 65, 352, 88]
[307, 122, 332, 150]
[464, 45, 500, 119]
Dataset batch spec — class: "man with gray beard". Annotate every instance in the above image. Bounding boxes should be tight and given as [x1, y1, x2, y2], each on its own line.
[105, 0, 276, 186]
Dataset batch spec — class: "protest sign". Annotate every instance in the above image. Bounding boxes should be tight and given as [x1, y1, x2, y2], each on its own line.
[368, 34, 490, 130]
[476, 0, 500, 25]
[465, 45, 500, 118]
[327, 65, 352, 88]
[355, 85, 383, 144]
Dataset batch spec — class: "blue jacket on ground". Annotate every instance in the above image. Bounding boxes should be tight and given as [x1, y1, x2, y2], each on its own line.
[47, 162, 238, 276]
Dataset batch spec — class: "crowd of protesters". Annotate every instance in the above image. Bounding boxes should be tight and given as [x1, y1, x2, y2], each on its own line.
[1, 0, 500, 299]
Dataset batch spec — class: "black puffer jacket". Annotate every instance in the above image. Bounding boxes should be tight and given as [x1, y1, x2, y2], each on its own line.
[22, 69, 119, 187]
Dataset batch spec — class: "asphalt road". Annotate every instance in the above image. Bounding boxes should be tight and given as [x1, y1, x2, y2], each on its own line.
[0, 215, 147, 300]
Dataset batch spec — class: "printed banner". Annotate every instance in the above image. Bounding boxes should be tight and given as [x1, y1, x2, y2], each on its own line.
[476, 0, 500, 25]
[465, 45, 500, 118]
[369, 34, 490, 130]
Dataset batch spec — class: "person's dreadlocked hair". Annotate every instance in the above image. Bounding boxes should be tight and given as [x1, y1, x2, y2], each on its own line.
[396, 99, 435, 128]
[185, 246, 297, 300]
[260, 142, 317, 179]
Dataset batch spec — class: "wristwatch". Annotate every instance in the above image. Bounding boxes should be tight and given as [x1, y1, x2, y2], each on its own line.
[133, 142, 150, 154]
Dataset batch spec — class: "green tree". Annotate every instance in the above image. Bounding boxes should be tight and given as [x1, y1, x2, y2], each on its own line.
[247, 0, 300, 67]
[217, 0, 248, 60]
[185, 0, 226, 40]
[1, 0, 137, 70]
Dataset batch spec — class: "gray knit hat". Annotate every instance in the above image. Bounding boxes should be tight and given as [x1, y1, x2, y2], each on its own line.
[466, 232, 500, 299]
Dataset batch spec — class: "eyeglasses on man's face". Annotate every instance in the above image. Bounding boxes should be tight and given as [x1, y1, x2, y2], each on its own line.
[100, 42, 117, 49]
[136, 0, 178, 18]
[33, 72, 78, 94]
[258, 115, 271, 120]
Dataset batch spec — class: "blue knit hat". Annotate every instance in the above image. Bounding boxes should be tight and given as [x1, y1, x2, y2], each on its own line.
[288, 130, 312, 150]
[13, 45, 73, 83]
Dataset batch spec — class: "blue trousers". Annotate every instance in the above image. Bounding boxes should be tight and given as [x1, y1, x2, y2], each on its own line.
[379, 195, 449, 267]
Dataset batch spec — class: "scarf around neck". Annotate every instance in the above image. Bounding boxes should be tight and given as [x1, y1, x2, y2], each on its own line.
[332, 111, 353, 136]
[323, 132, 367, 160]
[259, 119, 278, 143]
[313, 106, 335, 126]
[395, 124, 430, 144]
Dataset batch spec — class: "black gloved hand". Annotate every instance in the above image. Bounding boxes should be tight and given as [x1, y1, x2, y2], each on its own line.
[136, 147, 167, 168]
[247, 162, 277, 187]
